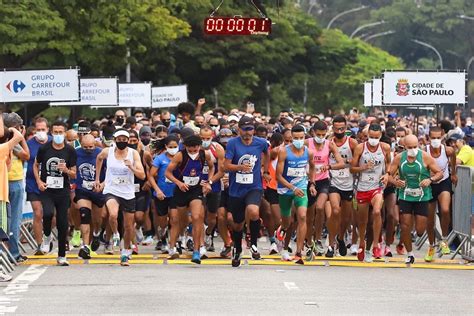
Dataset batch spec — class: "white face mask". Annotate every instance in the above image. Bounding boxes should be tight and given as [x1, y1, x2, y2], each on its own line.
[430, 139, 442, 149]
[35, 131, 48, 142]
[396, 137, 401, 144]
[202, 140, 211, 149]
[407, 148, 419, 157]
[188, 152, 199, 160]
[166, 147, 179, 156]
[314, 136, 325, 144]
[368, 137, 380, 147]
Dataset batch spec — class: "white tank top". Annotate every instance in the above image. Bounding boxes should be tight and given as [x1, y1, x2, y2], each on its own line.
[426, 144, 449, 183]
[329, 137, 354, 191]
[357, 142, 385, 192]
[103, 147, 135, 200]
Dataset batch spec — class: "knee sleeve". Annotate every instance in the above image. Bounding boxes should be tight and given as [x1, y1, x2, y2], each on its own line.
[80, 207, 92, 225]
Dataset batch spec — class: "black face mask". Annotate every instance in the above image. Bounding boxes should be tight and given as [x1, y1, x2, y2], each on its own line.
[141, 138, 150, 146]
[334, 132, 345, 139]
[128, 143, 138, 150]
[116, 141, 128, 150]
[116, 117, 124, 125]
[163, 120, 171, 127]
[84, 149, 94, 155]
[195, 124, 203, 129]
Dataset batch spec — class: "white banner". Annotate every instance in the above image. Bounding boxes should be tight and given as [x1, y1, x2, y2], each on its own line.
[152, 85, 187, 108]
[119, 83, 151, 108]
[372, 78, 382, 106]
[383, 71, 466, 105]
[0, 68, 79, 102]
[364, 82, 372, 107]
[50, 78, 118, 106]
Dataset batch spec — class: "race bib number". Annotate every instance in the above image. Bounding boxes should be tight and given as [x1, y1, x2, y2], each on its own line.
[236, 173, 253, 184]
[46, 176, 64, 189]
[315, 164, 324, 173]
[361, 172, 376, 183]
[82, 181, 95, 191]
[287, 167, 306, 178]
[405, 187, 423, 197]
[335, 168, 350, 178]
[134, 183, 140, 193]
[202, 165, 209, 175]
[183, 176, 200, 186]
[113, 176, 130, 185]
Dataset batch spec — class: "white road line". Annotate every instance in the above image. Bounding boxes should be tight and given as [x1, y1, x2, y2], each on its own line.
[0, 265, 48, 314]
[283, 281, 300, 291]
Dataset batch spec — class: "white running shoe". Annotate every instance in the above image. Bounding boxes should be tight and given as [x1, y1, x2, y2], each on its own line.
[0, 271, 12, 282]
[205, 234, 213, 249]
[350, 244, 359, 255]
[281, 249, 291, 261]
[142, 235, 153, 246]
[57, 257, 69, 266]
[199, 245, 207, 259]
[41, 235, 52, 254]
[269, 242, 279, 255]
[364, 250, 373, 263]
[162, 244, 170, 254]
[135, 227, 144, 244]
[168, 247, 179, 259]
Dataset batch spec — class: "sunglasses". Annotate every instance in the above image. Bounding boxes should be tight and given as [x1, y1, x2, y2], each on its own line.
[241, 126, 254, 131]
[210, 125, 219, 128]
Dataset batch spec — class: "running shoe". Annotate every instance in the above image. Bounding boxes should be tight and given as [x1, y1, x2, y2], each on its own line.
[16, 255, 28, 263]
[132, 244, 139, 255]
[281, 249, 291, 261]
[57, 257, 69, 266]
[0, 272, 12, 282]
[350, 244, 359, 256]
[405, 255, 415, 264]
[78, 245, 91, 260]
[337, 236, 347, 256]
[191, 251, 201, 264]
[293, 253, 304, 265]
[325, 245, 335, 258]
[364, 250, 373, 263]
[250, 245, 261, 260]
[40, 235, 51, 254]
[231, 249, 242, 268]
[200, 245, 208, 259]
[168, 247, 180, 259]
[207, 239, 215, 252]
[372, 245, 382, 259]
[186, 237, 194, 252]
[142, 235, 154, 246]
[315, 240, 324, 256]
[120, 255, 130, 266]
[220, 245, 232, 258]
[71, 230, 82, 248]
[112, 236, 121, 252]
[439, 240, 450, 255]
[205, 234, 213, 250]
[424, 246, 435, 262]
[275, 226, 286, 242]
[104, 242, 114, 255]
[91, 236, 100, 252]
[396, 243, 405, 255]
[135, 227, 144, 244]
[34, 246, 45, 256]
[162, 244, 170, 254]
[357, 246, 365, 262]
[269, 242, 279, 255]
[155, 240, 163, 251]
[384, 245, 393, 257]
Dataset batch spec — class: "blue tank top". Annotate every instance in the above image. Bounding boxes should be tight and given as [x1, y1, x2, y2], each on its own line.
[201, 143, 221, 193]
[173, 150, 204, 187]
[277, 145, 309, 195]
[152, 153, 176, 198]
[75, 148, 105, 192]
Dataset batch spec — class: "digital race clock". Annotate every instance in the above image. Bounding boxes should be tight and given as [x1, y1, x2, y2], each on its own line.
[203, 17, 272, 36]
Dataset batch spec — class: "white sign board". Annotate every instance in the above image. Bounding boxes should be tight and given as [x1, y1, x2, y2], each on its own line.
[50, 78, 118, 106]
[152, 85, 187, 108]
[364, 82, 372, 107]
[383, 71, 466, 105]
[372, 78, 382, 106]
[0, 68, 79, 102]
[119, 83, 152, 108]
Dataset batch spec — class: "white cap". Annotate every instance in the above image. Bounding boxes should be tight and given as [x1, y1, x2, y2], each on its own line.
[113, 130, 130, 138]
[228, 115, 240, 122]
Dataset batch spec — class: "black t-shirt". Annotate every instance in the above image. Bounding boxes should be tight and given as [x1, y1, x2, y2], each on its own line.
[36, 142, 77, 193]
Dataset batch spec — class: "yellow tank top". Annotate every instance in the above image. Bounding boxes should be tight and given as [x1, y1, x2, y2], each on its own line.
[8, 154, 24, 181]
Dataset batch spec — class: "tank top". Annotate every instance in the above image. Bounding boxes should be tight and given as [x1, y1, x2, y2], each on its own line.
[329, 137, 353, 191]
[202, 143, 221, 192]
[103, 147, 135, 200]
[426, 144, 449, 183]
[398, 150, 432, 202]
[308, 139, 329, 181]
[277, 145, 309, 195]
[173, 150, 204, 188]
[357, 142, 385, 192]
[134, 149, 147, 194]
[267, 146, 279, 190]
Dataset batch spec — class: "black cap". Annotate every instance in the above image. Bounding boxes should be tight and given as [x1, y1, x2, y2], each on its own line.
[238, 116, 255, 129]
[449, 133, 463, 141]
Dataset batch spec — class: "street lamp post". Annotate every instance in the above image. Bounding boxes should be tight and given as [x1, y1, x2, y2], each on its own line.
[411, 39, 443, 69]
[363, 30, 396, 41]
[458, 14, 474, 21]
[326, 6, 368, 30]
[350, 21, 385, 39]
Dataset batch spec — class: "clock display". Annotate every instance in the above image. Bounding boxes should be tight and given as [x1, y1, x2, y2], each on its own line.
[203, 17, 272, 36]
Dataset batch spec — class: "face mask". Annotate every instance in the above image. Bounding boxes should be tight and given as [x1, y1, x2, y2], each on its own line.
[84, 149, 94, 155]
[141, 138, 150, 146]
[195, 124, 203, 129]
[116, 141, 128, 150]
[391, 143, 395, 151]
[211, 126, 219, 132]
[314, 136, 325, 144]
[380, 125, 386, 132]
[396, 137, 401, 144]
[116, 117, 124, 125]
[431, 139, 442, 149]
[334, 132, 345, 140]
[292, 139, 304, 149]
[368, 137, 380, 147]
[202, 140, 211, 148]
[128, 143, 138, 150]
[35, 131, 48, 142]
[166, 147, 179, 156]
[407, 148, 419, 157]
[53, 134, 64, 145]
[188, 152, 199, 160]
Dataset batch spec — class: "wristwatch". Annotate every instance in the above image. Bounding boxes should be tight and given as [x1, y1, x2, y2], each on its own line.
[209, 180, 213, 185]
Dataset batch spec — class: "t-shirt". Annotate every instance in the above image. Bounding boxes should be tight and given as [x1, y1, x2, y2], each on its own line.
[152, 153, 175, 198]
[26, 136, 52, 194]
[75, 147, 103, 191]
[225, 136, 268, 197]
[36, 142, 77, 194]
[457, 145, 474, 167]
[0, 143, 10, 202]
[8, 144, 24, 181]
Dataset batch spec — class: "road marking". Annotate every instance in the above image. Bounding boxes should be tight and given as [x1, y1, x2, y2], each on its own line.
[284, 282, 300, 291]
[0, 265, 48, 314]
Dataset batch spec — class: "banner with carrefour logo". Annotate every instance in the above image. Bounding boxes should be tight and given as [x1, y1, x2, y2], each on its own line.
[383, 71, 466, 105]
[50, 78, 118, 106]
[0, 68, 80, 103]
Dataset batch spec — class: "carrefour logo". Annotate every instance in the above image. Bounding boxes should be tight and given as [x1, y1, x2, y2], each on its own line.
[6, 80, 26, 93]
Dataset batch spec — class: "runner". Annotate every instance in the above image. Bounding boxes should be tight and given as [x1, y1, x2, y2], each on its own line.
[95, 129, 146, 266]
[425, 126, 457, 261]
[224, 116, 271, 267]
[388, 134, 443, 264]
[275, 125, 316, 264]
[34, 121, 77, 266]
[351, 123, 391, 262]
[165, 134, 214, 264]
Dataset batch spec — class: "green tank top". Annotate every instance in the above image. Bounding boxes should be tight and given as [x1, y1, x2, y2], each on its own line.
[397, 150, 432, 202]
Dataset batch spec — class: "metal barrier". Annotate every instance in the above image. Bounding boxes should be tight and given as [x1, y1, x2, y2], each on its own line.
[447, 166, 474, 260]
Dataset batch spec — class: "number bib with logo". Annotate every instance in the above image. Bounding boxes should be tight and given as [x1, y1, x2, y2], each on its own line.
[134, 183, 140, 193]
[336, 168, 350, 178]
[82, 180, 95, 191]
[113, 176, 130, 185]
[315, 164, 324, 173]
[202, 165, 209, 175]
[405, 187, 423, 197]
[46, 176, 64, 189]
[361, 172, 376, 183]
[236, 173, 253, 184]
[183, 176, 200, 186]
[287, 167, 306, 178]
